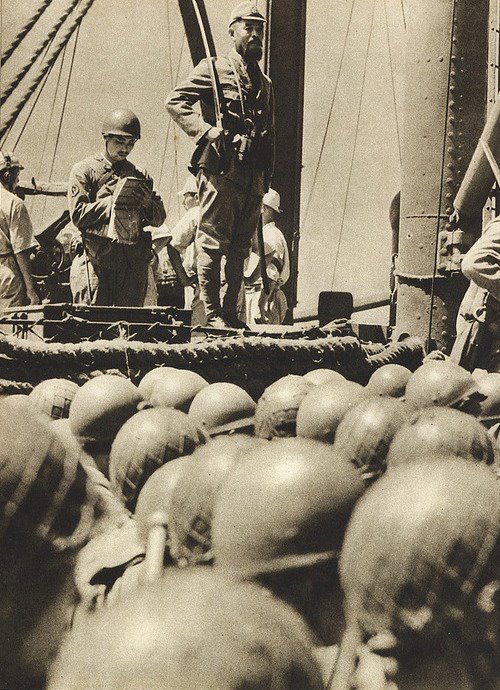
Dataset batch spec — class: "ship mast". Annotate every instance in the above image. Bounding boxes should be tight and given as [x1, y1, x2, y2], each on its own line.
[265, 0, 307, 322]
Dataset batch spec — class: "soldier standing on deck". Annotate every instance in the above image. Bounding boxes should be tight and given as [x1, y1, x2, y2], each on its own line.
[165, 1, 275, 329]
[0, 152, 39, 312]
[68, 110, 166, 307]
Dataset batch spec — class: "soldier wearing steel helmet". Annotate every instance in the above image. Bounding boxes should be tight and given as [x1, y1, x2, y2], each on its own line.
[0, 150, 39, 311]
[67, 109, 166, 306]
[166, 2, 275, 329]
[49, 569, 324, 690]
[213, 438, 366, 649]
[337, 458, 500, 690]
[0, 399, 96, 688]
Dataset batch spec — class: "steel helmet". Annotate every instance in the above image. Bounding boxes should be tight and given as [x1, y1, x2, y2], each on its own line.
[457, 372, 500, 419]
[109, 407, 206, 512]
[69, 375, 143, 444]
[101, 109, 141, 139]
[303, 368, 347, 386]
[254, 375, 313, 439]
[0, 150, 23, 172]
[0, 394, 34, 413]
[188, 382, 256, 433]
[137, 366, 179, 401]
[213, 438, 366, 578]
[148, 369, 209, 412]
[339, 458, 500, 642]
[0, 400, 93, 555]
[169, 435, 264, 566]
[404, 360, 476, 409]
[296, 379, 367, 443]
[133, 456, 189, 547]
[366, 364, 412, 398]
[386, 406, 495, 469]
[48, 569, 323, 690]
[29, 378, 79, 420]
[333, 396, 410, 480]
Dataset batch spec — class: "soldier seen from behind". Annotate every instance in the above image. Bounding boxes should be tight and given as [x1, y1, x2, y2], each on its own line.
[49, 568, 324, 690]
[336, 457, 500, 690]
[152, 175, 200, 312]
[0, 151, 39, 312]
[0, 399, 97, 689]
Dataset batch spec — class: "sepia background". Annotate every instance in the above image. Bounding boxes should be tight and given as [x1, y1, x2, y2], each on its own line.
[1, 0, 406, 319]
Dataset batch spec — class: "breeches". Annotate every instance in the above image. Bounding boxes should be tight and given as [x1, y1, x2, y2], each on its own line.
[196, 170, 262, 257]
[195, 170, 262, 319]
[83, 234, 151, 307]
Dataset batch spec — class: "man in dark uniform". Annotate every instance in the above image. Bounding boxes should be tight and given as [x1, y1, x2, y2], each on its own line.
[68, 109, 166, 307]
[165, 2, 275, 328]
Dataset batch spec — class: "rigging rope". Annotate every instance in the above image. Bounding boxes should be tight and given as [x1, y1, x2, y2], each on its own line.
[9, 67, 53, 152]
[41, 26, 81, 226]
[383, 0, 402, 167]
[400, 0, 407, 31]
[1, 0, 53, 66]
[0, 0, 97, 140]
[1, 0, 81, 106]
[166, 0, 181, 216]
[159, 32, 185, 199]
[330, 0, 376, 290]
[36, 45, 67, 186]
[300, 0, 356, 228]
[427, 0, 457, 349]
[1, 39, 55, 150]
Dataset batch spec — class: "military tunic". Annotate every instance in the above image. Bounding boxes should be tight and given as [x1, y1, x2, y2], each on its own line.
[166, 49, 275, 321]
[67, 153, 165, 307]
[0, 187, 36, 311]
[455, 217, 500, 371]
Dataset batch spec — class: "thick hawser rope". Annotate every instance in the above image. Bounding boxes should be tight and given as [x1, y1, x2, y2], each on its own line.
[0, 334, 425, 399]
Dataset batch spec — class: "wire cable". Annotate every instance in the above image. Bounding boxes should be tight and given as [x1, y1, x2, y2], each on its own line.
[40, 25, 81, 225]
[166, 0, 181, 216]
[300, 0, 356, 228]
[383, 0, 402, 167]
[1, 0, 53, 66]
[400, 0, 406, 30]
[36, 45, 67, 182]
[159, 32, 185, 196]
[330, 0, 376, 290]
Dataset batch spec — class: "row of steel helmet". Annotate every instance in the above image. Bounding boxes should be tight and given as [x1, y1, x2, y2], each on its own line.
[0, 356, 498, 688]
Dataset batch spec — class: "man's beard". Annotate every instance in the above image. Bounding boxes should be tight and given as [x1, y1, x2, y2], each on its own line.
[244, 42, 263, 62]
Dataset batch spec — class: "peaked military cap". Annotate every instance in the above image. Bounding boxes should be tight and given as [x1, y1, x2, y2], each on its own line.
[229, 2, 266, 28]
